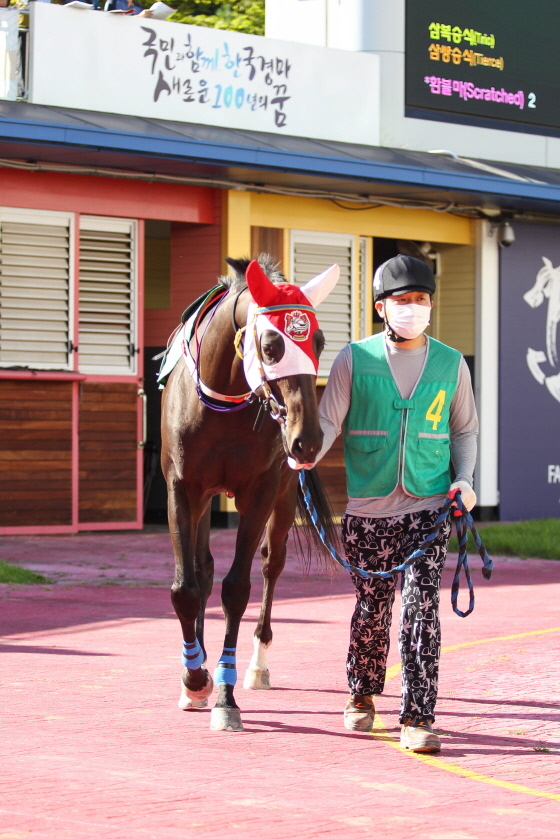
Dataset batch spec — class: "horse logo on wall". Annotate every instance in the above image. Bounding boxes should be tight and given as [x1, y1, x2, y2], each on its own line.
[524, 256, 560, 404]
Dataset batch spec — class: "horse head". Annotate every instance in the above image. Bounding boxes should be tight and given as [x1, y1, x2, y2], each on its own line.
[239, 257, 340, 464]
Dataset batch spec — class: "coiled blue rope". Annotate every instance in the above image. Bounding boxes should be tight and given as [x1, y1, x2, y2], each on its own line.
[298, 472, 493, 618]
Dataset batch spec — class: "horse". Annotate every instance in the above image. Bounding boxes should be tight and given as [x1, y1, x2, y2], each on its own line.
[160, 255, 341, 731]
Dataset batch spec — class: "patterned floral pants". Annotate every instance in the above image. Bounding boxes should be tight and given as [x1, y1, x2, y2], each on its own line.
[342, 509, 451, 723]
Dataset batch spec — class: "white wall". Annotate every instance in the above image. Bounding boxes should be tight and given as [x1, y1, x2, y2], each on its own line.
[266, 0, 560, 168]
[28, 3, 379, 146]
[265, 0, 327, 46]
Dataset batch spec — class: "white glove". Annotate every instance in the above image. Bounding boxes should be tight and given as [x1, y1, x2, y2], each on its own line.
[287, 457, 315, 471]
[449, 480, 477, 512]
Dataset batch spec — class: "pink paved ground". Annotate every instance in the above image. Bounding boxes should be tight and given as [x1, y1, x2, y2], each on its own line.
[0, 528, 559, 839]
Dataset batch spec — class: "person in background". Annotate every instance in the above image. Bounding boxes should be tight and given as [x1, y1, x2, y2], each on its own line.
[300, 254, 478, 753]
[104, 0, 152, 15]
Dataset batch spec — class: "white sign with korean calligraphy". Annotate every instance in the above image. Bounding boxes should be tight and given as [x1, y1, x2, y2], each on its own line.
[28, 4, 379, 145]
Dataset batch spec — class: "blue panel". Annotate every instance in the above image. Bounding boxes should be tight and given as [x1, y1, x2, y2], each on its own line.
[3, 113, 560, 206]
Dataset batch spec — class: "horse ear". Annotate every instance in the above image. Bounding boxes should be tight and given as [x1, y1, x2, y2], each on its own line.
[300, 264, 340, 307]
[246, 259, 278, 306]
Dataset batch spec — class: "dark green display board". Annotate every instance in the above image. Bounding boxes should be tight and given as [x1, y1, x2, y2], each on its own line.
[406, 0, 560, 136]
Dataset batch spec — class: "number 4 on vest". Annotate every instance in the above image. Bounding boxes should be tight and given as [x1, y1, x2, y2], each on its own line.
[426, 390, 446, 430]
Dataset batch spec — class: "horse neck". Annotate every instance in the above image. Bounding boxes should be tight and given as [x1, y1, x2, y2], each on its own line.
[197, 290, 248, 393]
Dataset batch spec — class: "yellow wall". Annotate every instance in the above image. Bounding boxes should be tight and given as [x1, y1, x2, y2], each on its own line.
[222, 190, 252, 263]
[246, 192, 473, 268]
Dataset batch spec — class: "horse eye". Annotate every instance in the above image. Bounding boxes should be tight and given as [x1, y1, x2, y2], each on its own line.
[261, 330, 285, 365]
[313, 330, 325, 359]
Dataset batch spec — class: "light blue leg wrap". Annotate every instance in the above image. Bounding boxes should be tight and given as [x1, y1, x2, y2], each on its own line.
[214, 646, 237, 686]
[182, 639, 204, 669]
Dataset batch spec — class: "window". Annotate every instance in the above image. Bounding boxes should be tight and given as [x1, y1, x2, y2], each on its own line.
[79, 217, 138, 375]
[0, 208, 139, 375]
[0, 209, 73, 370]
[290, 230, 355, 378]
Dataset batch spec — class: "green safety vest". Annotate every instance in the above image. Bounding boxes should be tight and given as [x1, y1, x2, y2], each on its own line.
[343, 333, 461, 498]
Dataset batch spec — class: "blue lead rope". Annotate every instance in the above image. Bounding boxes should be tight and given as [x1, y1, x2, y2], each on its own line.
[298, 472, 493, 618]
[450, 496, 493, 617]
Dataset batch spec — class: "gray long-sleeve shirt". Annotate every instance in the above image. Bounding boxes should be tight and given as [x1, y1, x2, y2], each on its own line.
[316, 335, 478, 518]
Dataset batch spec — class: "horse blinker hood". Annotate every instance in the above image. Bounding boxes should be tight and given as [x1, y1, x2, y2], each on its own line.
[243, 259, 340, 389]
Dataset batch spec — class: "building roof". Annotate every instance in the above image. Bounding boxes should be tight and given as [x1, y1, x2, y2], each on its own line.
[2, 100, 560, 216]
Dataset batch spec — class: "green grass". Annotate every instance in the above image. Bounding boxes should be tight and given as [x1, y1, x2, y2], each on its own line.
[448, 518, 560, 560]
[0, 559, 50, 585]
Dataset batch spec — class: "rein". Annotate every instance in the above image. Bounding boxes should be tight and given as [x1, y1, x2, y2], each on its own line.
[187, 287, 253, 411]
[298, 472, 493, 617]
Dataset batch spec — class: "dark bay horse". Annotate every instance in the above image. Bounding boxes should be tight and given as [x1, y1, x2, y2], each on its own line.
[160, 255, 340, 731]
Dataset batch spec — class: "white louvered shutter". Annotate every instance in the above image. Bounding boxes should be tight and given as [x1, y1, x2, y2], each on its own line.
[0, 209, 72, 369]
[79, 217, 137, 374]
[291, 231, 355, 377]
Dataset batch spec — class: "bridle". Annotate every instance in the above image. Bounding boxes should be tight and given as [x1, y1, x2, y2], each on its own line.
[234, 301, 315, 425]
[189, 288, 318, 427]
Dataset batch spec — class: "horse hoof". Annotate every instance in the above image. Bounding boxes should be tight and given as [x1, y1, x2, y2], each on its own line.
[178, 685, 208, 711]
[210, 707, 244, 732]
[178, 672, 214, 710]
[187, 671, 214, 701]
[243, 668, 271, 690]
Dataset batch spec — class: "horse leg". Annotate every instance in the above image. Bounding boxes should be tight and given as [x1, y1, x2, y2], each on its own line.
[167, 481, 214, 711]
[176, 502, 215, 710]
[244, 473, 297, 690]
[210, 483, 279, 732]
[193, 503, 214, 661]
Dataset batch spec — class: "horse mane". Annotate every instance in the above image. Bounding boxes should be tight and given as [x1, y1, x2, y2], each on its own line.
[220, 254, 286, 289]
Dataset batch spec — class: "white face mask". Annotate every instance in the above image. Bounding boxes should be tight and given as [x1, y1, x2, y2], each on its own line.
[385, 302, 431, 340]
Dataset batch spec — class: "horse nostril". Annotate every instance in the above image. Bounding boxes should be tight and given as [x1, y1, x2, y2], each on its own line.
[292, 438, 304, 454]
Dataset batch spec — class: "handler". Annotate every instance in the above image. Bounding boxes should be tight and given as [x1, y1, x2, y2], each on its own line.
[313, 255, 477, 753]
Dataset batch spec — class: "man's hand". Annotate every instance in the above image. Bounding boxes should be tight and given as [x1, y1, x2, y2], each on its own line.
[448, 480, 477, 512]
[287, 457, 315, 471]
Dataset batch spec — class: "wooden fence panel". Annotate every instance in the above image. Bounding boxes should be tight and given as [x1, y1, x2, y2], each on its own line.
[78, 382, 138, 523]
[0, 380, 72, 526]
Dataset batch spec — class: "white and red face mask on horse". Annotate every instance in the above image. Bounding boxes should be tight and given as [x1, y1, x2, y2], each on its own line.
[242, 259, 340, 392]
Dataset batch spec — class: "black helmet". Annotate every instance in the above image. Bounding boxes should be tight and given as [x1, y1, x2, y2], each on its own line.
[373, 255, 436, 302]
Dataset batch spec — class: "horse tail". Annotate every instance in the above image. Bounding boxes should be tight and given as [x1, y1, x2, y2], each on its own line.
[293, 468, 342, 574]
